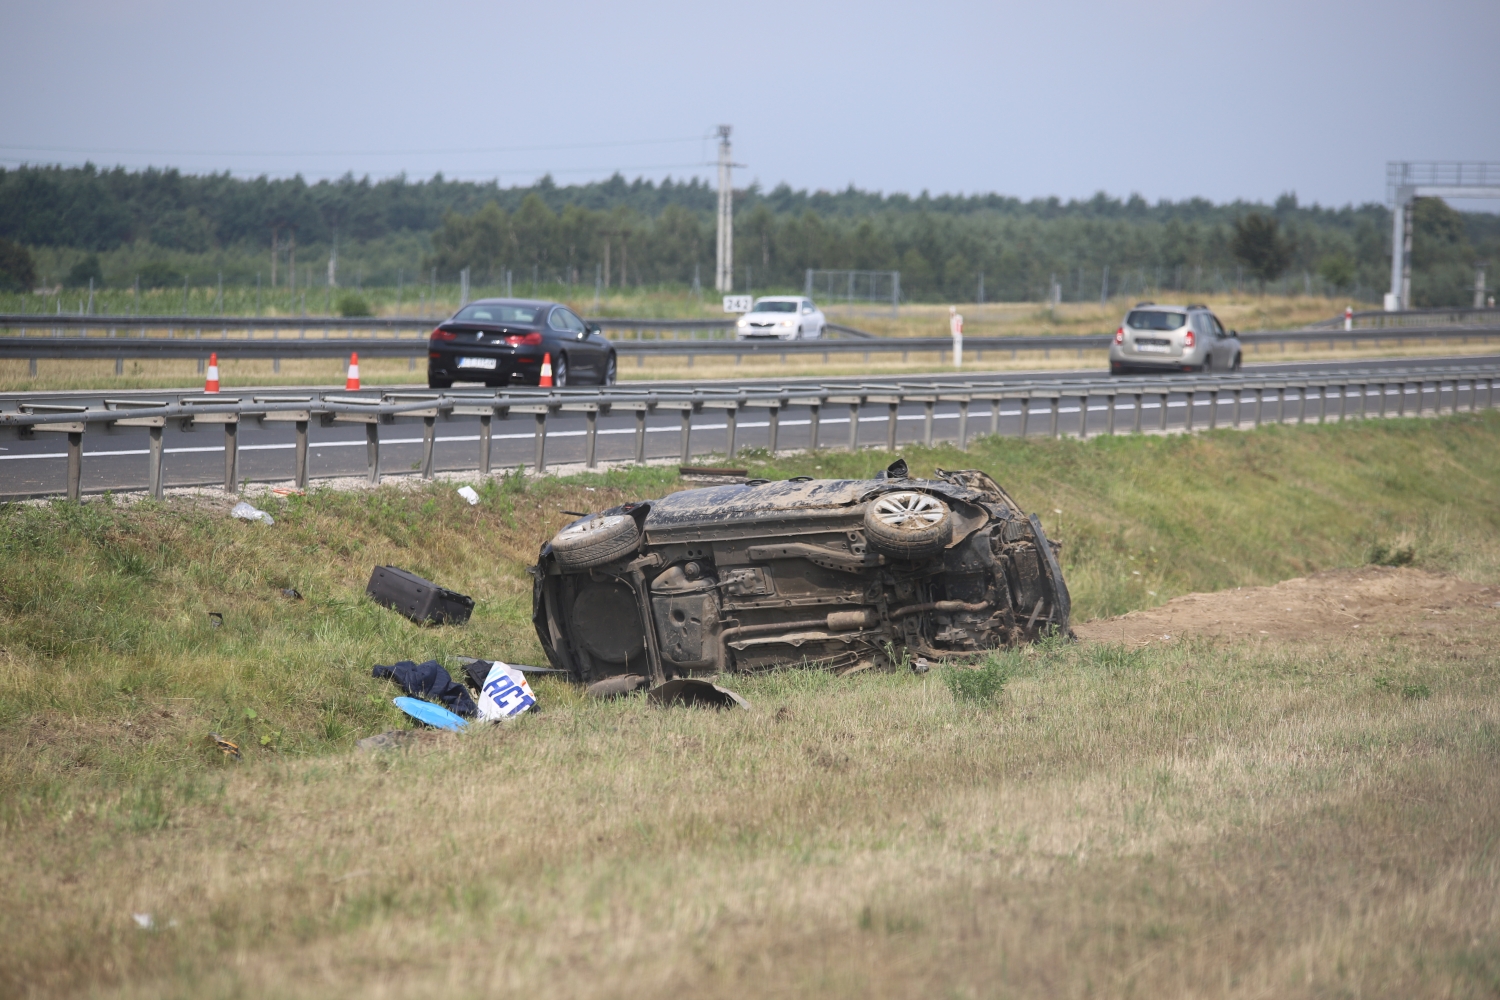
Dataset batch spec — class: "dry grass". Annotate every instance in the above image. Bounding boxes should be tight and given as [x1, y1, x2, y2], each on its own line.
[3, 416, 1500, 998]
[5, 633, 1498, 999]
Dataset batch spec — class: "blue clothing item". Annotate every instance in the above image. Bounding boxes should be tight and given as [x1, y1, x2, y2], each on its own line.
[371, 659, 477, 717]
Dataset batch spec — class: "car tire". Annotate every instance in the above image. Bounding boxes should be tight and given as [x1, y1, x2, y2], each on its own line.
[1231, 352, 1242, 371]
[602, 353, 617, 385]
[428, 376, 452, 389]
[549, 514, 641, 570]
[863, 490, 952, 559]
[552, 354, 569, 387]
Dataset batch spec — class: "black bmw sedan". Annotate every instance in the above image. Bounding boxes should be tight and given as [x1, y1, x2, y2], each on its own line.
[427, 299, 618, 388]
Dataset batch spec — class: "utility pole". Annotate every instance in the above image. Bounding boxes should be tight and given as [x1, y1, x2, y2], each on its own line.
[715, 124, 734, 293]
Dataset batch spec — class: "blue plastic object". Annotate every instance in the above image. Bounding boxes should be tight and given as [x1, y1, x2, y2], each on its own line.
[393, 696, 469, 731]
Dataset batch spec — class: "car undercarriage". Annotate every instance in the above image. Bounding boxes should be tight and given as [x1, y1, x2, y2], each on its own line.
[531, 461, 1070, 686]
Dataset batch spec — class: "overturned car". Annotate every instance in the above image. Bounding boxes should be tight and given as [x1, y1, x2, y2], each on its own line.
[531, 462, 1070, 686]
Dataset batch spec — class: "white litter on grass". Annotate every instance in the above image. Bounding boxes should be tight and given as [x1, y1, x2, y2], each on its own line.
[132, 913, 154, 930]
[476, 661, 536, 721]
[230, 501, 274, 525]
[456, 486, 480, 505]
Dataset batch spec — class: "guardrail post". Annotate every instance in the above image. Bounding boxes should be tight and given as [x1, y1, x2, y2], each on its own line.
[66, 431, 83, 501]
[534, 412, 548, 473]
[362, 422, 379, 484]
[28, 358, 36, 377]
[887, 402, 899, 451]
[726, 406, 738, 459]
[679, 407, 692, 464]
[225, 422, 239, 491]
[478, 414, 491, 476]
[1157, 392, 1168, 432]
[990, 399, 1000, 437]
[768, 406, 780, 456]
[585, 409, 598, 469]
[1106, 394, 1117, 435]
[1231, 388, 1242, 427]
[1184, 390, 1195, 432]
[417, 413, 435, 476]
[1254, 388, 1264, 426]
[295, 420, 310, 488]
[1397, 380, 1408, 417]
[1486, 376, 1495, 410]
[1317, 384, 1328, 423]
[634, 409, 646, 463]
[1128, 393, 1141, 434]
[147, 425, 165, 499]
[808, 403, 821, 451]
[1077, 392, 1089, 437]
[115, 357, 123, 375]
[1296, 386, 1307, 424]
[1377, 382, 1388, 418]
[848, 402, 860, 451]
[957, 400, 969, 449]
[922, 401, 934, 446]
[1019, 397, 1031, 437]
[1208, 388, 1219, 431]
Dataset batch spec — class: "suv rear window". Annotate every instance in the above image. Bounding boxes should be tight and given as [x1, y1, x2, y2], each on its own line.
[454, 303, 542, 324]
[1126, 310, 1187, 331]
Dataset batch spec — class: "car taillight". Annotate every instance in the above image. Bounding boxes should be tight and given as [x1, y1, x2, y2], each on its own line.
[1184, 329, 1196, 348]
[1114, 327, 1124, 344]
[431, 328, 456, 341]
[505, 332, 543, 346]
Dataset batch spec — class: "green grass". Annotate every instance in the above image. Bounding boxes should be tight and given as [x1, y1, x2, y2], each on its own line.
[1, 412, 1496, 818]
[2, 414, 1499, 997]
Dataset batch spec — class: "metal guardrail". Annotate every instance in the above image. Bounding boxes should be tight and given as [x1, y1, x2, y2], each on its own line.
[1, 323, 1495, 371]
[1307, 306, 1500, 330]
[4, 362, 1495, 502]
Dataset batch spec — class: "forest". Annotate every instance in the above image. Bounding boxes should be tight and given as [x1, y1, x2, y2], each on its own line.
[0, 163, 1494, 306]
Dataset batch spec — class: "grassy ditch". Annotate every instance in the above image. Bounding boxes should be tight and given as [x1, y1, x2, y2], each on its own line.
[1, 413, 1498, 996]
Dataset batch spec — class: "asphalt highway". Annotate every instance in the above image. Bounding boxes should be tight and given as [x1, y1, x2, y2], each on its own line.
[2, 354, 1495, 499]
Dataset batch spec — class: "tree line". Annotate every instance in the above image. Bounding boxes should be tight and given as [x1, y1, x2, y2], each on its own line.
[1, 163, 1495, 305]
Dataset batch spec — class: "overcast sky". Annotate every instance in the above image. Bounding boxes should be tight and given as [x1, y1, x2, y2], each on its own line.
[3, 0, 1497, 209]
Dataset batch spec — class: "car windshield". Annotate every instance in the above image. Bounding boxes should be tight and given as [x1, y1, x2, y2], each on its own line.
[1126, 310, 1187, 331]
[752, 300, 798, 313]
[453, 303, 542, 325]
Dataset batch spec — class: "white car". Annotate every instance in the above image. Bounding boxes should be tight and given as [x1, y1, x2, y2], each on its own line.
[734, 296, 826, 340]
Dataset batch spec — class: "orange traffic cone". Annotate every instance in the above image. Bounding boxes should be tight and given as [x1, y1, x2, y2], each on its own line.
[539, 352, 553, 387]
[204, 352, 220, 393]
[345, 352, 360, 391]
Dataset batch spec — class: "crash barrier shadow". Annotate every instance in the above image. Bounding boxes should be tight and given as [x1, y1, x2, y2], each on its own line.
[3, 363, 1497, 501]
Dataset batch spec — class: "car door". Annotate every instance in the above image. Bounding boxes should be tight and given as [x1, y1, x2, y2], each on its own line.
[560, 307, 601, 377]
[1207, 314, 1229, 369]
[799, 299, 816, 337]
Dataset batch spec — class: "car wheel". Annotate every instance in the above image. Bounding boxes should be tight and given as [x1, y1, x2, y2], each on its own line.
[863, 490, 952, 560]
[552, 354, 569, 387]
[549, 514, 641, 569]
[428, 376, 452, 389]
[602, 353, 617, 385]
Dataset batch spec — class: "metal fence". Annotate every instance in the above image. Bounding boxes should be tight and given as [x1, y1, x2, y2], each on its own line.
[5, 362, 1496, 502]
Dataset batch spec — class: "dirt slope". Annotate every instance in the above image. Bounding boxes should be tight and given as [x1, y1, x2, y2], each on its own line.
[1073, 566, 1500, 646]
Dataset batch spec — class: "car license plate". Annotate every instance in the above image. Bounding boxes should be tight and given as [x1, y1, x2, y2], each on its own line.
[457, 357, 497, 369]
[1136, 343, 1171, 354]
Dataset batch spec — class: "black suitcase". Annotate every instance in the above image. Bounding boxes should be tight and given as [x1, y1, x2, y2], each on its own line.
[365, 566, 475, 625]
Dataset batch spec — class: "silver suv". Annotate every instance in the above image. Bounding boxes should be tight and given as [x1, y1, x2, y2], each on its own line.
[1109, 303, 1242, 375]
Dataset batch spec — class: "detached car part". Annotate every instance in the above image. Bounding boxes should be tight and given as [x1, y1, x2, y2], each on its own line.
[531, 461, 1070, 685]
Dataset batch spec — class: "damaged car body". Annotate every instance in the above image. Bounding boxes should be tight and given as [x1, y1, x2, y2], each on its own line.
[531, 461, 1070, 686]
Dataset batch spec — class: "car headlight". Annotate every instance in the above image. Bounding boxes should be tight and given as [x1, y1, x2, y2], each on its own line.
[778, 319, 793, 327]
